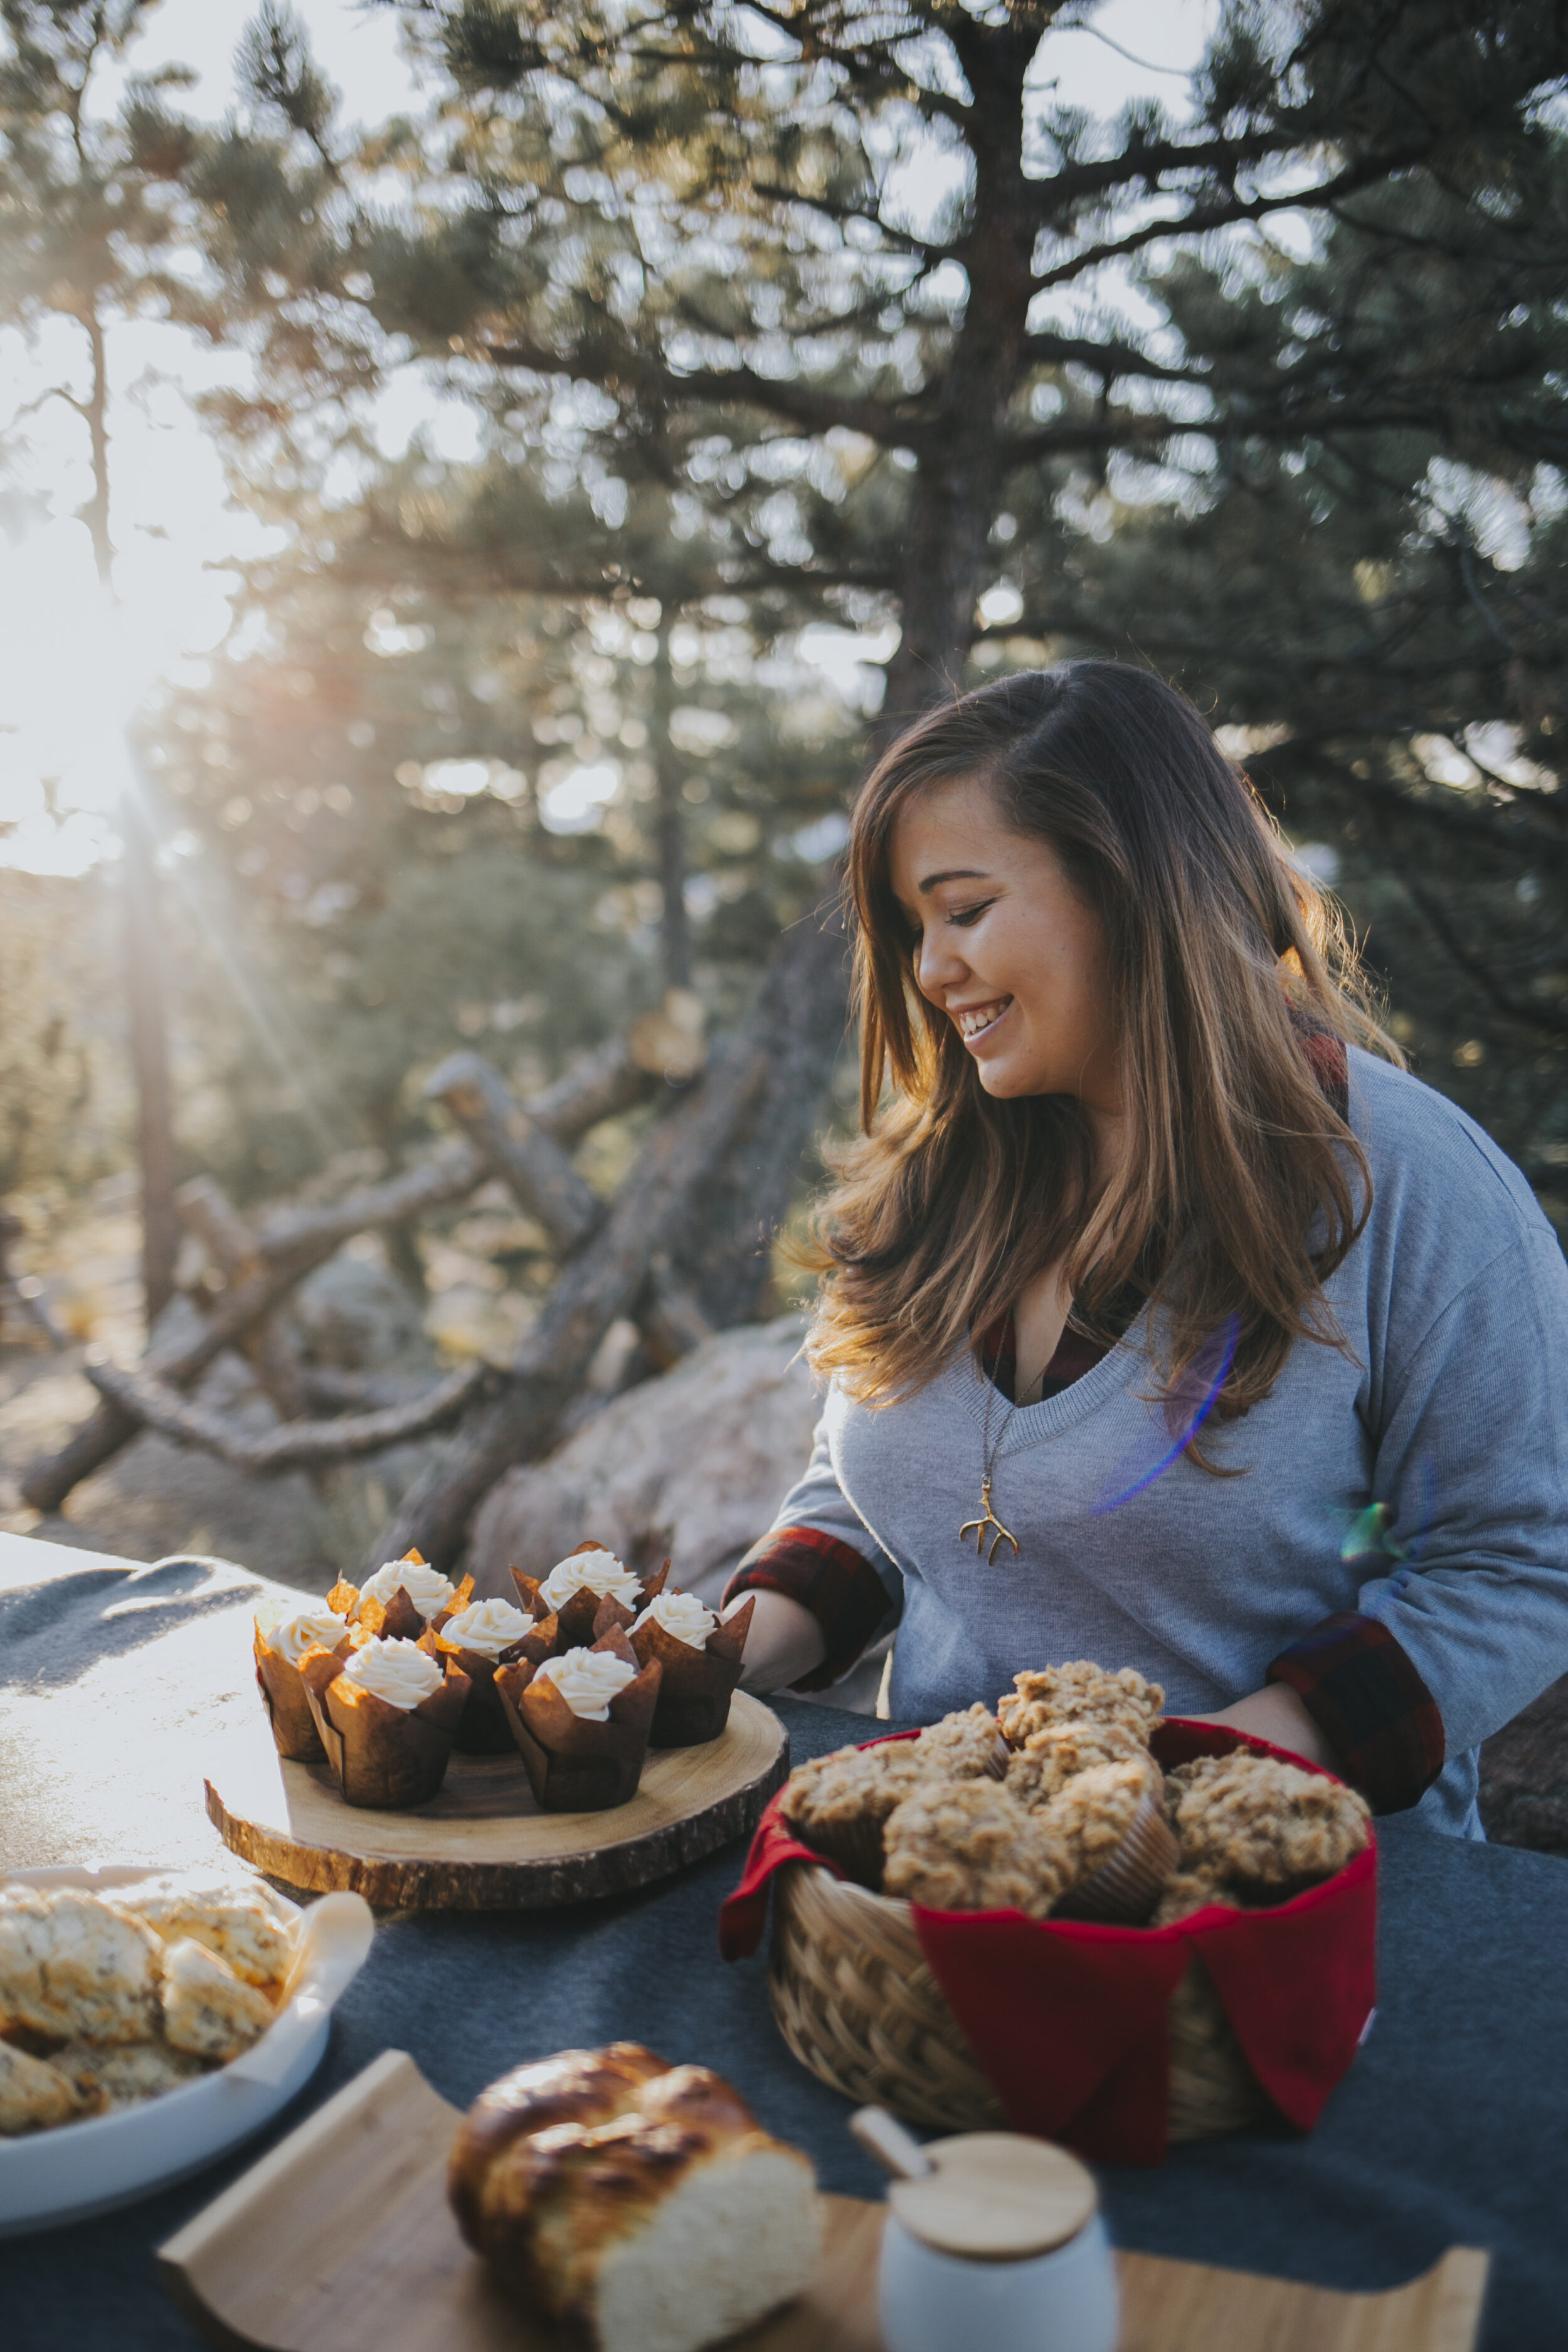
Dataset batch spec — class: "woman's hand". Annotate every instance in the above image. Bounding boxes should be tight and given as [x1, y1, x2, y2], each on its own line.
[736, 1589, 826, 1694]
[1185, 1682, 1335, 1770]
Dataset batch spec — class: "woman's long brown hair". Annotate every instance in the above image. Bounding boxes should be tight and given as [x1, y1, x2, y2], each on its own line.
[806, 662, 1401, 1428]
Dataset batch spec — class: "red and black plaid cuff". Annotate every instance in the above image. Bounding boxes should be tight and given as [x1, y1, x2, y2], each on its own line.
[1267, 1611, 1444, 1815]
[723, 1526, 893, 1694]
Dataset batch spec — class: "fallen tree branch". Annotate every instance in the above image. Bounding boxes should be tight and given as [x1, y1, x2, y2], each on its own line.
[372, 912, 845, 1572]
[80, 1353, 489, 1472]
[423, 1052, 601, 1254]
[18, 1015, 687, 1513]
[177, 1176, 309, 1419]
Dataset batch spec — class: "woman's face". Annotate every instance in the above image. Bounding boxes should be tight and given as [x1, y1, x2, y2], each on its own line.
[888, 773, 1120, 1111]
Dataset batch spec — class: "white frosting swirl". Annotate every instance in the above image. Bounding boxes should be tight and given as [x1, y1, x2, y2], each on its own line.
[342, 1638, 443, 1710]
[531, 1647, 638, 1722]
[268, 1604, 349, 1667]
[442, 1597, 532, 1656]
[538, 1550, 642, 1612]
[633, 1590, 717, 1650]
[358, 1559, 456, 1618]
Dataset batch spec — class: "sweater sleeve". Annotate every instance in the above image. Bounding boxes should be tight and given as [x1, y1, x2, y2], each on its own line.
[1341, 1221, 1568, 1765]
[722, 1406, 903, 1692]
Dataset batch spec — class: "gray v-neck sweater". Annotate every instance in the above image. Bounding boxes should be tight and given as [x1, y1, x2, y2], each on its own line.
[765, 1048, 1568, 1836]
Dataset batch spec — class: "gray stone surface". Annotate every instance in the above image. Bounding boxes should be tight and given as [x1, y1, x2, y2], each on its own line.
[467, 1313, 821, 1609]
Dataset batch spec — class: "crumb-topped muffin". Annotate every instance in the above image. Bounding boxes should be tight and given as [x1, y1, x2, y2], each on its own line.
[911, 1703, 1009, 1781]
[1166, 1752, 1370, 1897]
[778, 1742, 931, 1887]
[999, 1661, 1163, 1748]
[882, 1781, 1067, 1916]
[1003, 1717, 1149, 1808]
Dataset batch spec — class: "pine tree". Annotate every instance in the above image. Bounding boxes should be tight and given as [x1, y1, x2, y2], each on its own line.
[182, 1, 1568, 1195]
[0, 0, 201, 1315]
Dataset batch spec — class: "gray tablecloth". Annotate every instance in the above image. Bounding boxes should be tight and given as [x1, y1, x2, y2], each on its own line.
[2, 1532, 1567, 2348]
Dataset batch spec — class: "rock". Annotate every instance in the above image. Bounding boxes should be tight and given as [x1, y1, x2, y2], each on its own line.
[287, 1250, 432, 1374]
[467, 1314, 822, 1611]
[1480, 1675, 1568, 1854]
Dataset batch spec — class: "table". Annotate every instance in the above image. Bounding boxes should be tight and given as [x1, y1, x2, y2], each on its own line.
[3, 1528, 1567, 2350]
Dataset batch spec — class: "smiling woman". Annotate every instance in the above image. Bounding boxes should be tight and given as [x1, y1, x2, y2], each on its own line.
[725, 662, 1568, 1842]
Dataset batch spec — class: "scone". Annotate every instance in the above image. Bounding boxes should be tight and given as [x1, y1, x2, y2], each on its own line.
[1166, 1752, 1370, 1899]
[0, 2038, 102, 2134]
[882, 1780, 1068, 1917]
[0, 1888, 162, 2047]
[50, 2037, 208, 2109]
[447, 2044, 821, 2352]
[160, 1937, 277, 2062]
[105, 1870, 294, 1993]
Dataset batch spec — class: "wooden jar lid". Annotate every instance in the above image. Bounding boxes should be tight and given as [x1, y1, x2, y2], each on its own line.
[889, 2132, 1098, 2261]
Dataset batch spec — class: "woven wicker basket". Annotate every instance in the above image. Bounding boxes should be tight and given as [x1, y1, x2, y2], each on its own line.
[768, 1859, 1270, 2143]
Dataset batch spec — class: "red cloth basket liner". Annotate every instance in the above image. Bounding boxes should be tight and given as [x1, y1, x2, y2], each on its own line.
[719, 1720, 1376, 2166]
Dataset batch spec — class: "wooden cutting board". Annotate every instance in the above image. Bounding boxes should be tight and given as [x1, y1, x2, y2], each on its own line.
[159, 2052, 1488, 2352]
[204, 1693, 787, 1907]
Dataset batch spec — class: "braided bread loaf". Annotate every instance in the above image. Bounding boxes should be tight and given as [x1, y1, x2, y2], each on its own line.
[447, 2043, 820, 2352]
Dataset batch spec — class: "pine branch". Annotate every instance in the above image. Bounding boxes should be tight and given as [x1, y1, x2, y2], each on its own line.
[1030, 146, 1436, 294]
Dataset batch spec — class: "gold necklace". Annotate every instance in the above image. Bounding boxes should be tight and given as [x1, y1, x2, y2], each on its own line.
[959, 1329, 1022, 1565]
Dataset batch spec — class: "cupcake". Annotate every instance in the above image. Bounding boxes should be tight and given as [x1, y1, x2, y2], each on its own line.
[300, 1636, 471, 1809]
[253, 1599, 353, 1761]
[628, 1590, 754, 1747]
[512, 1544, 660, 1651]
[494, 1626, 661, 1813]
[331, 1551, 473, 1642]
[435, 1596, 545, 1754]
[1043, 1756, 1179, 1924]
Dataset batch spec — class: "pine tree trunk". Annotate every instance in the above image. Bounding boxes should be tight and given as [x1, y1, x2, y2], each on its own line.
[81, 302, 181, 1333]
[120, 788, 180, 1327]
[652, 623, 692, 990]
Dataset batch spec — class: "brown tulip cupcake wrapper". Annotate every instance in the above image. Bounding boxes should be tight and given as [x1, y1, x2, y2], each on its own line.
[630, 1594, 753, 1748]
[328, 1557, 474, 1644]
[1054, 1777, 1180, 1925]
[983, 1733, 1012, 1783]
[299, 1645, 471, 1810]
[493, 1629, 662, 1813]
[435, 1636, 539, 1754]
[253, 1623, 353, 1763]
[509, 1557, 668, 1648]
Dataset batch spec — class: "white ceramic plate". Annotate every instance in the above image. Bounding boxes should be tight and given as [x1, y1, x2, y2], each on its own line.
[0, 1863, 374, 2236]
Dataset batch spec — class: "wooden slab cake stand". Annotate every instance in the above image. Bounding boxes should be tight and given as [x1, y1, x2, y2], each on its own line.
[204, 1692, 787, 1908]
[161, 2051, 1490, 2352]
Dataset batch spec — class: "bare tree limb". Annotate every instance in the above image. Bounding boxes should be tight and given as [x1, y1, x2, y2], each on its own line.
[17, 1016, 684, 1512]
[80, 1354, 490, 1471]
[373, 902, 847, 1571]
[177, 1176, 309, 1417]
[423, 1052, 601, 1254]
